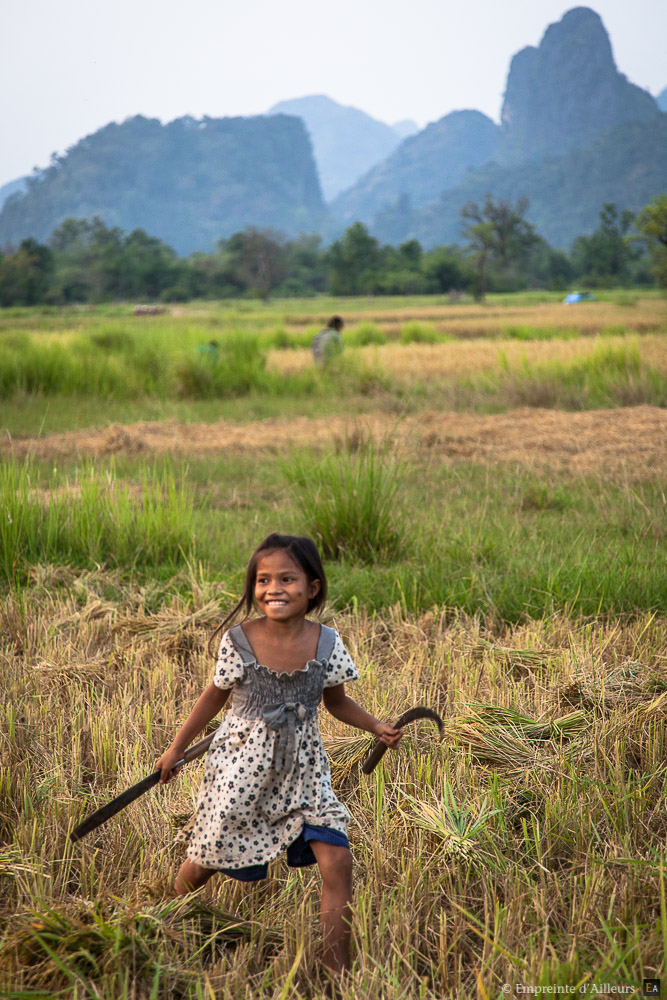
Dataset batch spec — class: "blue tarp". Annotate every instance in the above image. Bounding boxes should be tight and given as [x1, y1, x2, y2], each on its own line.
[564, 292, 595, 304]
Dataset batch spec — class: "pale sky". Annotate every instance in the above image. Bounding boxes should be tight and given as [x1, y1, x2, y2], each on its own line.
[1, 0, 665, 188]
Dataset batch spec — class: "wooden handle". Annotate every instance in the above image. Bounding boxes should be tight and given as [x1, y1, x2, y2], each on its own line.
[361, 707, 444, 775]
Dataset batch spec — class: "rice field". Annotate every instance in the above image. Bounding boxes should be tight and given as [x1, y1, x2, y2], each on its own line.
[1, 594, 666, 998]
[0, 294, 666, 998]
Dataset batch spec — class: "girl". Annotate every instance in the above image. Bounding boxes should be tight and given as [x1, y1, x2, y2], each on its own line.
[156, 532, 402, 975]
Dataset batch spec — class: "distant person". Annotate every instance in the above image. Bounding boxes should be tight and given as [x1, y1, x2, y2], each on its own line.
[197, 339, 220, 362]
[312, 315, 344, 366]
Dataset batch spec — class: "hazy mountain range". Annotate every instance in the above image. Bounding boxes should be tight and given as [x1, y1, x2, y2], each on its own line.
[0, 5, 665, 253]
[344, 6, 666, 249]
[0, 115, 326, 255]
[268, 96, 417, 201]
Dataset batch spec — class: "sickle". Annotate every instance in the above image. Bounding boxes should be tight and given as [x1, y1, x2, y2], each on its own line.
[361, 706, 445, 775]
[69, 732, 215, 842]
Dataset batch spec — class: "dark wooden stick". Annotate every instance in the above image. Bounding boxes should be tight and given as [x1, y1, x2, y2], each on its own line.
[69, 732, 215, 842]
[361, 706, 445, 775]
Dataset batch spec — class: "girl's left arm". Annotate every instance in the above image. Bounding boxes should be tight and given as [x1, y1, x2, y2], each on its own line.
[322, 685, 402, 748]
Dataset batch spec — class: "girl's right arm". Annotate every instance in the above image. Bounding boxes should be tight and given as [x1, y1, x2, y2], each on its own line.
[156, 682, 230, 783]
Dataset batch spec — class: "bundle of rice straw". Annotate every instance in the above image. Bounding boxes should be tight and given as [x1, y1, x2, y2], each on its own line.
[441, 703, 587, 769]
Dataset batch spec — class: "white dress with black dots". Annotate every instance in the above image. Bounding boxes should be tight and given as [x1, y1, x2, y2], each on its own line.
[185, 624, 359, 872]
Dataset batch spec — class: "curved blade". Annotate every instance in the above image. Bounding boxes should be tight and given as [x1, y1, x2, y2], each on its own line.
[70, 732, 215, 842]
[361, 706, 444, 775]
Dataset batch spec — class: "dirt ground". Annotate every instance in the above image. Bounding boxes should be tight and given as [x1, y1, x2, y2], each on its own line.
[3, 405, 665, 478]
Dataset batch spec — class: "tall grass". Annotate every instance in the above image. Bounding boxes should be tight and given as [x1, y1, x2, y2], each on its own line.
[0, 330, 274, 400]
[283, 436, 407, 562]
[497, 341, 667, 409]
[0, 459, 194, 583]
[175, 334, 273, 398]
[0, 327, 398, 403]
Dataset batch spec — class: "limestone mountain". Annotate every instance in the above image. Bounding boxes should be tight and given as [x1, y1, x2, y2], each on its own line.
[332, 110, 499, 228]
[333, 6, 666, 249]
[498, 6, 659, 165]
[0, 114, 326, 255]
[0, 177, 28, 213]
[399, 115, 667, 250]
[268, 95, 411, 201]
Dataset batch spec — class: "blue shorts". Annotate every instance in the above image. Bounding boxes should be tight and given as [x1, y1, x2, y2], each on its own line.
[220, 824, 350, 883]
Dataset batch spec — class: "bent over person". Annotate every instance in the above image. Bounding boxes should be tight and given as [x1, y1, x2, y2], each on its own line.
[312, 315, 344, 366]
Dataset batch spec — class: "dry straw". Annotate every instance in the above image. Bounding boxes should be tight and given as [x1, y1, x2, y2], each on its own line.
[1, 583, 666, 997]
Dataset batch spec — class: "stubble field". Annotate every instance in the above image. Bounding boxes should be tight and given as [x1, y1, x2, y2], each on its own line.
[0, 293, 666, 998]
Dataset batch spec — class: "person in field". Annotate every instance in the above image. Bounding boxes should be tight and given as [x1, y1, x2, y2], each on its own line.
[312, 315, 344, 365]
[156, 532, 402, 976]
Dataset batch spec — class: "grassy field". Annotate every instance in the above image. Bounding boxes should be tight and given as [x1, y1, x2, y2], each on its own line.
[0, 294, 666, 998]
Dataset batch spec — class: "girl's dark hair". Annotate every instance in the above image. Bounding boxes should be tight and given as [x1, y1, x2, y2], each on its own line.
[208, 533, 328, 657]
[327, 315, 344, 331]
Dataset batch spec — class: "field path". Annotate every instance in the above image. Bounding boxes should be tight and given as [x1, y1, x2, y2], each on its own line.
[3, 405, 665, 477]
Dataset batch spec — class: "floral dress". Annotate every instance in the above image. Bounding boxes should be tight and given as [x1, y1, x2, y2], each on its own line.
[184, 623, 359, 876]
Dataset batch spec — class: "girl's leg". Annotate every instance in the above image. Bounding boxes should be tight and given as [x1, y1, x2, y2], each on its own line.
[309, 841, 353, 975]
[174, 858, 216, 895]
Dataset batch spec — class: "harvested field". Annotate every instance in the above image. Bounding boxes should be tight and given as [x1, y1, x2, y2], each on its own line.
[270, 332, 667, 377]
[282, 298, 667, 338]
[1, 588, 666, 998]
[4, 405, 665, 479]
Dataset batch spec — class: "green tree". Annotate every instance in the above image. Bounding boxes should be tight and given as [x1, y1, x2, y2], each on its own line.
[523, 238, 573, 290]
[0, 238, 53, 305]
[374, 239, 427, 294]
[182, 249, 238, 299]
[120, 228, 178, 299]
[461, 195, 539, 297]
[570, 203, 637, 287]
[282, 234, 328, 295]
[422, 245, 471, 293]
[48, 217, 177, 301]
[327, 223, 383, 295]
[223, 228, 287, 299]
[49, 217, 124, 301]
[631, 194, 667, 288]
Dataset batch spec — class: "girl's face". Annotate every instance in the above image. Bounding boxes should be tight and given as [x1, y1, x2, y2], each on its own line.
[254, 550, 320, 622]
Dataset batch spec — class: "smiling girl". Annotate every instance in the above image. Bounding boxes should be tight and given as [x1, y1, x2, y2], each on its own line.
[156, 532, 402, 975]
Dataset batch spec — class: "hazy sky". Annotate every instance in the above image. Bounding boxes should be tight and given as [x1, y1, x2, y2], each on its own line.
[1, 0, 666, 188]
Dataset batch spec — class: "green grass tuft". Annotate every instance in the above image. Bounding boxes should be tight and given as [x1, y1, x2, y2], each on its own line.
[283, 436, 407, 563]
[400, 321, 440, 344]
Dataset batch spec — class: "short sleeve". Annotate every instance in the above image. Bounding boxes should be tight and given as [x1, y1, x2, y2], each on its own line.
[213, 632, 245, 690]
[323, 633, 360, 688]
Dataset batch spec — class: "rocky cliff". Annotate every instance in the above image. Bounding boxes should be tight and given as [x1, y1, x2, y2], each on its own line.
[0, 114, 326, 255]
[406, 115, 667, 249]
[498, 6, 659, 164]
[334, 6, 666, 250]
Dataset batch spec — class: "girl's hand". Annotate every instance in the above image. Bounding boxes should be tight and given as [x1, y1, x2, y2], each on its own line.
[156, 747, 184, 784]
[373, 722, 403, 749]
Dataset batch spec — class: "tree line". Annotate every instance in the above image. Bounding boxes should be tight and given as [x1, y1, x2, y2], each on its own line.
[1, 195, 665, 307]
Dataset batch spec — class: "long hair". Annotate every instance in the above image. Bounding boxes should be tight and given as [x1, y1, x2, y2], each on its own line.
[208, 533, 328, 657]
